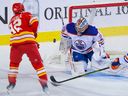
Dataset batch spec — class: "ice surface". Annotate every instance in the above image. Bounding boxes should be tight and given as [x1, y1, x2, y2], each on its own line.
[0, 36, 128, 96]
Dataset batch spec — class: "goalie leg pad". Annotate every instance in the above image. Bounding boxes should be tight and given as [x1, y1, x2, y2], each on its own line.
[72, 61, 87, 75]
[72, 51, 94, 70]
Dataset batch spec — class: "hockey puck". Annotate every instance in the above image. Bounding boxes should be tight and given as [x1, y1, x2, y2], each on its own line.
[53, 38, 56, 43]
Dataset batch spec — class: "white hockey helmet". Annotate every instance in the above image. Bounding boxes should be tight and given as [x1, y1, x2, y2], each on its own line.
[75, 17, 88, 33]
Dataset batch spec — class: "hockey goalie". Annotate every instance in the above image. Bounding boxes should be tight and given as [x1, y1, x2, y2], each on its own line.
[59, 17, 110, 76]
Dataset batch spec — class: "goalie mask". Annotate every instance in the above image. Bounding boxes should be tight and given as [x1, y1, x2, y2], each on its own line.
[12, 3, 25, 14]
[75, 17, 88, 34]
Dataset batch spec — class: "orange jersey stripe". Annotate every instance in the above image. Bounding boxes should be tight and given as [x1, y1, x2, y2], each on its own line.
[11, 31, 34, 38]
[38, 72, 47, 77]
[37, 67, 44, 71]
[10, 38, 36, 44]
[30, 19, 38, 25]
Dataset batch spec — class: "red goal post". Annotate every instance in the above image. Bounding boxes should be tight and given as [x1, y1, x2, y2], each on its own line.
[69, 2, 128, 23]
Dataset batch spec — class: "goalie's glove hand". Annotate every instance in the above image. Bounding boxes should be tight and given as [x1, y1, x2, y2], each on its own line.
[111, 58, 121, 70]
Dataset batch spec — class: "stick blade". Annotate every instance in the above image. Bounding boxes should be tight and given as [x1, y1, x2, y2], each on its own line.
[50, 76, 60, 86]
[50, 75, 57, 82]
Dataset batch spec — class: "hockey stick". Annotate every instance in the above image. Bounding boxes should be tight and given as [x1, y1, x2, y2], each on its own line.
[50, 66, 109, 85]
[60, 13, 65, 26]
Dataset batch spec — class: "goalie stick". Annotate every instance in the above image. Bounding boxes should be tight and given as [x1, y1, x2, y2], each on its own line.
[50, 66, 109, 85]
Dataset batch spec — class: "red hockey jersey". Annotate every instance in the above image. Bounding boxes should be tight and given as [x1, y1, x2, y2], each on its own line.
[9, 12, 38, 46]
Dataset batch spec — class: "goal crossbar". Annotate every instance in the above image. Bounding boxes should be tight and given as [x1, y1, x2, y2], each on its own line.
[69, 2, 128, 22]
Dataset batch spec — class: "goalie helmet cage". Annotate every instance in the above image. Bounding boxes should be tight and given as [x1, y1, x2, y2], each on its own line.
[68, 2, 128, 54]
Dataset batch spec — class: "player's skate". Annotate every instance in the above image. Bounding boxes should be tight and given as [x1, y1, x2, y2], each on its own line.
[6, 83, 15, 90]
[42, 83, 50, 95]
[6, 83, 15, 95]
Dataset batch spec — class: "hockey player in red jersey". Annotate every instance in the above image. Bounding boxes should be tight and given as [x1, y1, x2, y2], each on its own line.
[7, 2, 48, 92]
